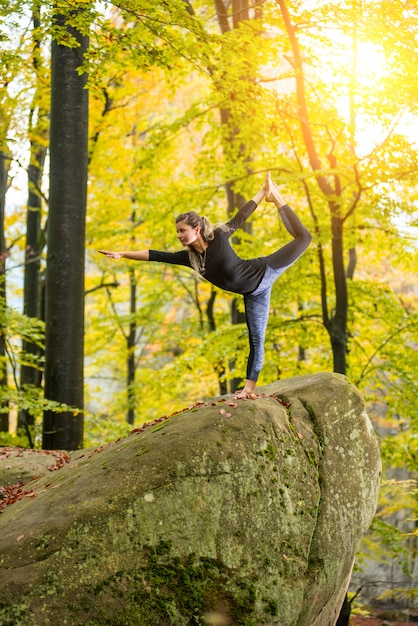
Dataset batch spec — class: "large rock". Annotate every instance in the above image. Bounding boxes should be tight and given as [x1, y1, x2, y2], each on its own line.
[0, 373, 381, 626]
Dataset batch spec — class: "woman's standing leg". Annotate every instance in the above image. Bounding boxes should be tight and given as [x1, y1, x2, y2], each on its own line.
[240, 286, 272, 396]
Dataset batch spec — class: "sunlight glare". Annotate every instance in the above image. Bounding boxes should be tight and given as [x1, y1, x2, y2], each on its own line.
[353, 41, 387, 85]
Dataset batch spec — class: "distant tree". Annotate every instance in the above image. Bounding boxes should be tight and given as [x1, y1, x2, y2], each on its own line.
[0, 145, 10, 433]
[42, 4, 89, 450]
[0, 52, 14, 432]
[19, 4, 49, 430]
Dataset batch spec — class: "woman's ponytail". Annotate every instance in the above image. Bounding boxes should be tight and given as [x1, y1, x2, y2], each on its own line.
[200, 216, 215, 242]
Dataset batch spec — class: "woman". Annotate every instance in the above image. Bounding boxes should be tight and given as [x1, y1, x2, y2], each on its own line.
[99, 174, 312, 397]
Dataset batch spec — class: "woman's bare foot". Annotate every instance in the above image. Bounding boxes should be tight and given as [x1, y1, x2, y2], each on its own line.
[265, 171, 274, 202]
[234, 379, 257, 399]
[266, 176, 287, 208]
[252, 180, 267, 205]
[234, 390, 257, 399]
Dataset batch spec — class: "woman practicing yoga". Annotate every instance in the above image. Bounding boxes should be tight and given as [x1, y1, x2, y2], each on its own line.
[99, 174, 312, 397]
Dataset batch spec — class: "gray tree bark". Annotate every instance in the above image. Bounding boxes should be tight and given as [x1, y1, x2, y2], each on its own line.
[42, 9, 89, 450]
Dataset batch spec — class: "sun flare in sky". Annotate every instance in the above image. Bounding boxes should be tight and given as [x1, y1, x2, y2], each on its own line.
[351, 41, 387, 84]
[313, 28, 417, 154]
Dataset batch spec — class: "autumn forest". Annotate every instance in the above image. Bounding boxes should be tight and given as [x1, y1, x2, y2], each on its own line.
[1, 0, 417, 614]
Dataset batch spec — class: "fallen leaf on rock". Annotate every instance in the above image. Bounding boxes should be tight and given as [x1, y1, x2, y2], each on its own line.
[232, 393, 256, 400]
[47, 451, 71, 472]
[270, 395, 291, 408]
[130, 398, 244, 438]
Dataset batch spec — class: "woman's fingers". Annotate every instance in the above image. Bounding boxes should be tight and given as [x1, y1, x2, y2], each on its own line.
[98, 250, 119, 258]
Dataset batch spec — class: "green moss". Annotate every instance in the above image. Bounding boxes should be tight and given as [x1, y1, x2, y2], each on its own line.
[257, 443, 277, 462]
[305, 448, 317, 467]
[84, 543, 259, 625]
[151, 421, 170, 432]
[135, 444, 149, 456]
[285, 448, 296, 456]
[0, 602, 33, 626]
[264, 598, 278, 616]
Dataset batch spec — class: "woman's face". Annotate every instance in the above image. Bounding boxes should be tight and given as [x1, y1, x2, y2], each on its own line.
[176, 221, 199, 246]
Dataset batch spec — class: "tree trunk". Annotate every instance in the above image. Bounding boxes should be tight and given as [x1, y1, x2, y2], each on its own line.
[335, 593, 351, 626]
[19, 148, 47, 427]
[19, 5, 49, 429]
[329, 213, 348, 375]
[126, 267, 137, 426]
[42, 9, 89, 450]
[0, 147, 10, 432]
[206, 287, 228, 395]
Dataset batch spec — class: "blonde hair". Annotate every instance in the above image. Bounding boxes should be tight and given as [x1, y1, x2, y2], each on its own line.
[176, 211, 228, 273]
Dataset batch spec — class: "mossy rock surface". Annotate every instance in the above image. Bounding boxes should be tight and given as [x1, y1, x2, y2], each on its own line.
[0, 372, 381, 626]
[0, 448, 74, 487]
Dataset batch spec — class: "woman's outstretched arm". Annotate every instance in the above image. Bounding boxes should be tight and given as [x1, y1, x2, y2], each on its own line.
[98, 250, 150, 261]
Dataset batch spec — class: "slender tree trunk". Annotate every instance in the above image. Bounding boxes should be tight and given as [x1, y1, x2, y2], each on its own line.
[42, 9, 89, 450]
[125, 207, 139, 426]
[206, 287, 228, 395]
[126, 266, 137, 425]
[329, 213, 348, 374]
[19, 149, 47, 427]
[297, 302, 306, 362]
[335, 593, 351, 626]
[0, 148, 10, 432]
[19, 5, 49, 429]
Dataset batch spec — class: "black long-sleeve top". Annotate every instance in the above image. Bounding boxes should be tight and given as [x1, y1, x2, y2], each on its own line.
[148, 200, 267, 295]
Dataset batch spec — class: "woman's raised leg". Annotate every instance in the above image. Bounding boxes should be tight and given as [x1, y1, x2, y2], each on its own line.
[265, 179, 312, 270]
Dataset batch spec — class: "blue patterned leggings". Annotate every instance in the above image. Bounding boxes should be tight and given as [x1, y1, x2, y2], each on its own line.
[244, 204, 311, 381]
